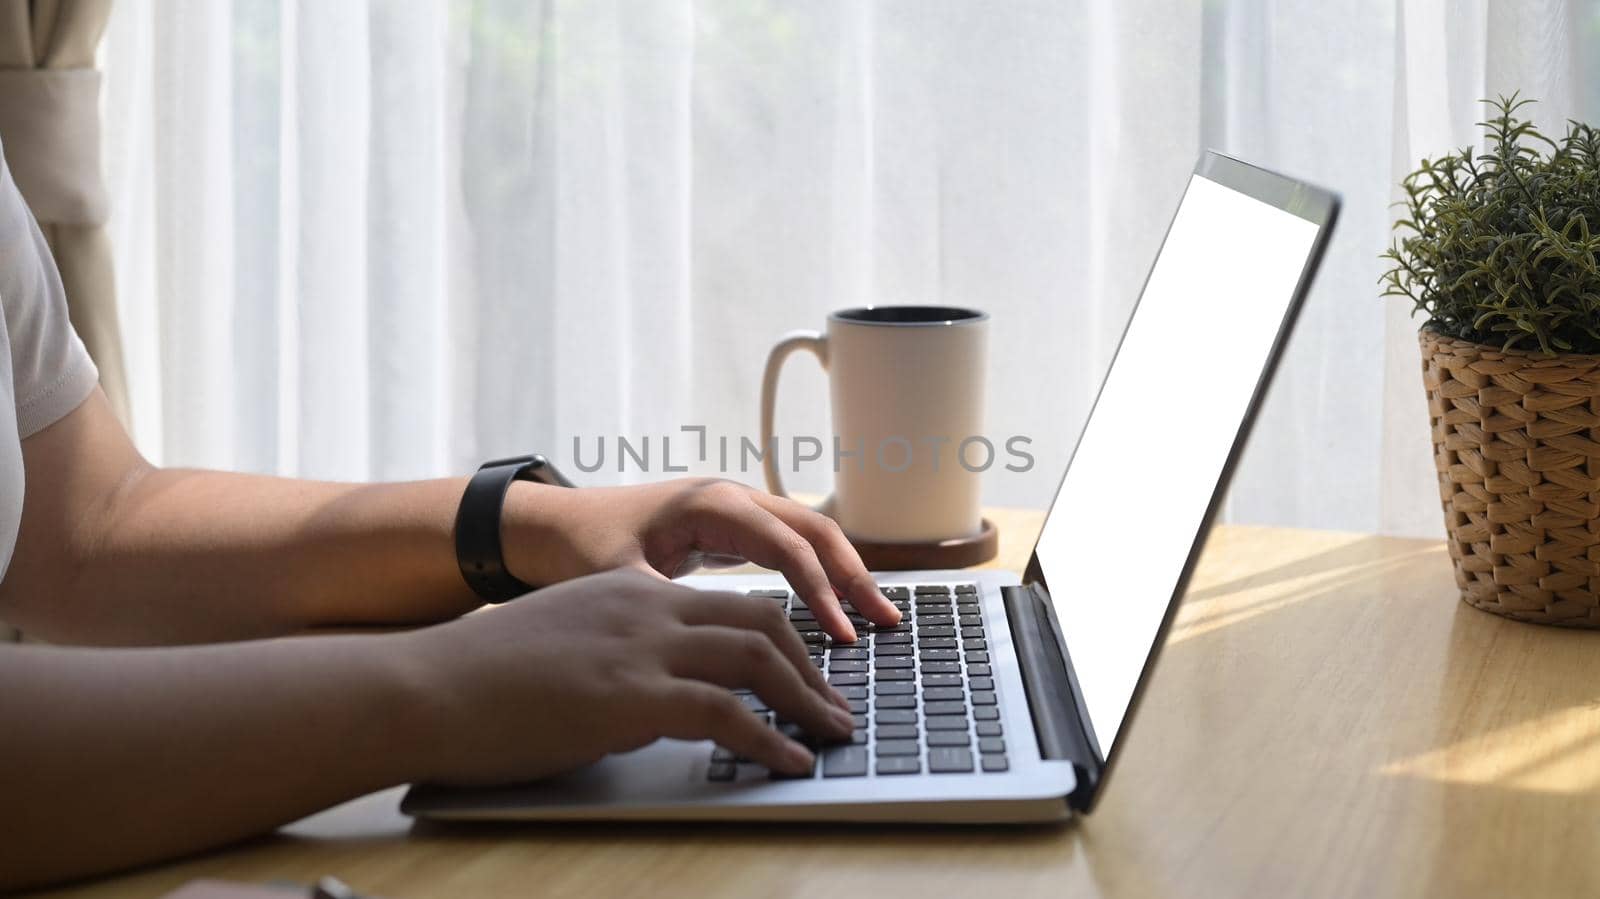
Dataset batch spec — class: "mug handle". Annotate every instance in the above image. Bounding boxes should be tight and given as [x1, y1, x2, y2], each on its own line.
[760, 330, 828, 499]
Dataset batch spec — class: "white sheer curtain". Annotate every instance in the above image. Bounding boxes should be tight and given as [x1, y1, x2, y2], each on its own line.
[97, 0, 1600, 537]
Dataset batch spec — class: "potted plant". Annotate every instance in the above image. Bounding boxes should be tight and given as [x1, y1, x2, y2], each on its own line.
[1384, 95, 1600, 626]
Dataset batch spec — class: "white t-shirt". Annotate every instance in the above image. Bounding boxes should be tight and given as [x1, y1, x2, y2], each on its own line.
[0, 142, 100, 579]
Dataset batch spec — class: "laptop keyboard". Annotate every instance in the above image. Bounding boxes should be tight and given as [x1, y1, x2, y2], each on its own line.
[706, 583, 1008, 781]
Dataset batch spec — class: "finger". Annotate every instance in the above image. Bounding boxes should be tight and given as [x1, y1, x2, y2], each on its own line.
[653, 681, 818, 775]
[748, 493, 900, 626]
[695, 499, 857, 642]
[666, 624, 853, 741]
[675, 591, 849, 710]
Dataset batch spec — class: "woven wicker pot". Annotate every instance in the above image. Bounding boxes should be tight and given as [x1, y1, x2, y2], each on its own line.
[1422, 325, 1600, 627]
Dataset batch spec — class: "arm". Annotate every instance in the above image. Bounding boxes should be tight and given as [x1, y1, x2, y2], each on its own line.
[1, 571, 852, 890]
[0, 388, 481, 643]
[0, 389, 898, 645]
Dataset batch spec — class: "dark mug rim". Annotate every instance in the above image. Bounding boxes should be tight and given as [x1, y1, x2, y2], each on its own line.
[829, 305, 988, 327]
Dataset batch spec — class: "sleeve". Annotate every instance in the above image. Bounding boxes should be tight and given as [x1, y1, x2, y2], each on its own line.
[0, 140, 99, 438]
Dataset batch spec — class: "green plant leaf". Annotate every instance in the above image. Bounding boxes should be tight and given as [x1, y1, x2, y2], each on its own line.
[1384, 96, 1600, 356]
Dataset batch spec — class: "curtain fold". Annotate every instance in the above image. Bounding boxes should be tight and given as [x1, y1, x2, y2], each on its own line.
[0, 0, 129, 425]
[96, 1, 1600, 538]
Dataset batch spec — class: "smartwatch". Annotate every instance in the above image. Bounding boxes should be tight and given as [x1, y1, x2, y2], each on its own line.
[454, 453, 574, 603]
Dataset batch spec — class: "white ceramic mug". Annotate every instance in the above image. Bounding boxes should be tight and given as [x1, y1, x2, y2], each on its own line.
[760, 306, 988, 543]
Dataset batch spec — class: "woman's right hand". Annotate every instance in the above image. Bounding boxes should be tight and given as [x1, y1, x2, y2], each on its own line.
[399, 569, 854, 784]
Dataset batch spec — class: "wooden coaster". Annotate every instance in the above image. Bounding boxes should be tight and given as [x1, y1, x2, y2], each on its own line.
[848, 518, 1000, 571]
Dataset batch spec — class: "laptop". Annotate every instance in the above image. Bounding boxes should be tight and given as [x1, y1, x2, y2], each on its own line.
[402, 151, 1340, 823]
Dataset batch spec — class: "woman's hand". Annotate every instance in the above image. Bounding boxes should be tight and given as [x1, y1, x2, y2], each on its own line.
[403, 568, 853, 782]
[501, 478, 900, 641]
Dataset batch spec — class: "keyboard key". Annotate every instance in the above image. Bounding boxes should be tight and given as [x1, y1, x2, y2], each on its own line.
[793, 620, 821, 632]
[837, 685, 868, 700]
[877, 632, 913, 645]
[923, 687, 965, 702]
[963, 627, 985, 639]
[874, 622, 912, 633]
[877, 669, 915, 681]
[789, 608, 815, 621]
[971, 691, 998, 706]
[919, 649, 958, 662]
[976, 722, 1003, 737]
[928, 747, 974, 773]
[708, 762, 737, 781]
[847, 699, 867, 714]
[962, 638, 987, 651]
[876, 695, 917, 710]
[981, 755, 1009, 773]
[850, 714, 868, 728]
[829, 673, 868, 686]
[968, 664, 993, 677]
[922, 673, 962, 687]
[954, 584, 978, 594]
[926, 731, 971, 747]
[974, 707, 1000, 721]
[830, 647, 868, 661]
[876, 710, 918, 725]
[875, 739, 920, 756]
[874, 681, 915, 696]
[875, 656, 914, 670]
[914, 585, 950, 595]
[923, 661, 960, 674]
[881, 586, 910, 600]
[829, 660, 869, 673]
[966, 652, 990, 664]
[747, 589, 789, 599]
[978, 738, 1006, 754]
[822, 745, 869, 777]
[849, 729, 868, 745]
[802, 632, 826, 645]
[925, 700, 968, 716]
[877, 756, 922, 775]
[969, 677, 994, 691]
[920, 637, 957, 650]
[918, 615, 955, 627]
[874, 644, 913, 656]
[876, 724, 919, 740]
[914, 599, 952, 610]
[925, 716, 970, 731]
[919, 626, 956, 638]
[958, 615, 983, 628]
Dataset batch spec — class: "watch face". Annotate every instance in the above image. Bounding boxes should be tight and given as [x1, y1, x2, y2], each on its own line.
[482, 453, 541, 470]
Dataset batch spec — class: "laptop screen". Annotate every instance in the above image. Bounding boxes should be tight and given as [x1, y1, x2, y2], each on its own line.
[1030, 162, 1329, 753]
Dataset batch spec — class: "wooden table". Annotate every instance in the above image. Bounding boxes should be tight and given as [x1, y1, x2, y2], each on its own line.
[36, 512, 1600, 898]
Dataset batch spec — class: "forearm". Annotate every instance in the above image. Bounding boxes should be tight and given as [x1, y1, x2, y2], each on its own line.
[0, 634, 431, 890]
[7, 466, 489, 643]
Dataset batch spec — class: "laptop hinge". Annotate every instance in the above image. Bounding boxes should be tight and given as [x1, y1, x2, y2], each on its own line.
[1003, 581, 1103, 811]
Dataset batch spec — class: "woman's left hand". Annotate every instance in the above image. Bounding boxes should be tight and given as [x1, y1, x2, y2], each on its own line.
[501, 478, 900, 641]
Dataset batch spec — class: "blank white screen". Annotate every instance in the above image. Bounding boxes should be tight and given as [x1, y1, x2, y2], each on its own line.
[1033, 173, 1319, 749]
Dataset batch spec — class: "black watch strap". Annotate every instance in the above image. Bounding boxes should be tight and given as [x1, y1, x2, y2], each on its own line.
[455, 454, 558, 603]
